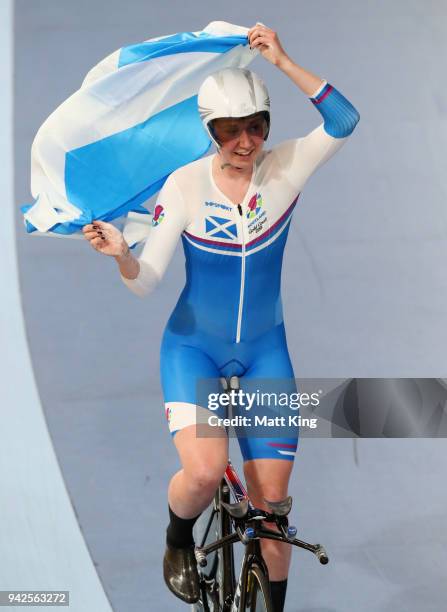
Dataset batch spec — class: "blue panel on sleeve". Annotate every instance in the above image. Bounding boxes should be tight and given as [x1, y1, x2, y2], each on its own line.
[311, 83, 360, 138]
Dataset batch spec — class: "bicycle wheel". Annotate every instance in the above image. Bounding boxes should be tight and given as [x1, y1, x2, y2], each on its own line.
[245, 565, 274, 612]
[192, 482, 235, 611]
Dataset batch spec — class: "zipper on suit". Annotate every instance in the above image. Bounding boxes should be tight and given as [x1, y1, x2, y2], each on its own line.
[236, 203, 246, 344]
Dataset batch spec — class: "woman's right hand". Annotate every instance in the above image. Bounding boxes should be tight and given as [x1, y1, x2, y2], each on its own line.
[82, 220, 129, 257]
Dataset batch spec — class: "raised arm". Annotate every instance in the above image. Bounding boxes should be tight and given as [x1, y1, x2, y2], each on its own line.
[248, 23, 360, 186]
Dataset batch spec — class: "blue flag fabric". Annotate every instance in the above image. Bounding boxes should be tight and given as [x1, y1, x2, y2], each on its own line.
[22, 22, 255, 239]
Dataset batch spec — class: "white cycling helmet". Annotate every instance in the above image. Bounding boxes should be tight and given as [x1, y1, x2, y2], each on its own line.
[198, 68, 270, 146]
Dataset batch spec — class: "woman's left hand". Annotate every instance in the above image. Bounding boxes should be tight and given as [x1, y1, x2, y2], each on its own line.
[248, 23, 288, 66]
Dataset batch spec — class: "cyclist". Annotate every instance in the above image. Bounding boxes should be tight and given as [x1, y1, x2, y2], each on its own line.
[83, 23, 359, 611]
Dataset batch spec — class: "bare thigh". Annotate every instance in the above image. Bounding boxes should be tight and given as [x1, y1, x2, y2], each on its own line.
[168, 420, 229, 517]
[173, 422, 229, 477]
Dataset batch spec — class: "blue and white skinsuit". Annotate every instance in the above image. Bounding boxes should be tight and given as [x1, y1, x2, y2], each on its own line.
[121, 81, 360, 462]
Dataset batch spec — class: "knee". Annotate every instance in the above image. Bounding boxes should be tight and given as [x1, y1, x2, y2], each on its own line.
[186, 460, 227, 498]
[244, 460, 293, 506]
[245, 481, 289, 509]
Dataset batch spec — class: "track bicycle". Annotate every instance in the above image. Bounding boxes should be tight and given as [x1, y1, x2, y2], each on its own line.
[192, 377, 328, 612]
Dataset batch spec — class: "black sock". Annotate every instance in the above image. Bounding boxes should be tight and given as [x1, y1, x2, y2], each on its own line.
[166, 505, 201, 549]
[269, 578, 288, 612]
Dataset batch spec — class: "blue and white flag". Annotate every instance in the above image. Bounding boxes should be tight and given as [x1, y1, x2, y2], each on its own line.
[21, 21, 255, 242]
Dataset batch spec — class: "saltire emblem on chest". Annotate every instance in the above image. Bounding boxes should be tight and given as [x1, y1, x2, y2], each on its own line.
[205, 215, 237, 240]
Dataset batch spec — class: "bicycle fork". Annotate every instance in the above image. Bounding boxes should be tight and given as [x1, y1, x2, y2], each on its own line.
[230, 542, 267, 612]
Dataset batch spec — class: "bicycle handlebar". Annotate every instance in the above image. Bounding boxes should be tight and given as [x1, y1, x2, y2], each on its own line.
[195, 524, 329, 565]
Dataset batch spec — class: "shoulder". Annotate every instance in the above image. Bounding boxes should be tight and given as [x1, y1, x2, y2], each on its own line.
[259, 139, 303, 175]
[169, 154, 211, 186]
[158, 155, 211, 221]
[159, 155, 209, 200]
[163, 156, 211, 208]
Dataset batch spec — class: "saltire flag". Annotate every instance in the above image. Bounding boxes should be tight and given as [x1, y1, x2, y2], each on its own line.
[21, 21, 255, 244]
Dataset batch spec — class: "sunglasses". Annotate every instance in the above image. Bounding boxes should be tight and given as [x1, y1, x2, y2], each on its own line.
[209, 112, 269, 145]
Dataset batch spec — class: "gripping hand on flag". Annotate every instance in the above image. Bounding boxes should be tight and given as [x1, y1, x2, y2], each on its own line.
[247, 23, 288, 67]
[82, 220, 129, 257]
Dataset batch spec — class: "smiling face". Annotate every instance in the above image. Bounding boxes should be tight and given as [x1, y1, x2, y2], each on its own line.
[210, 112, 269, 169]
